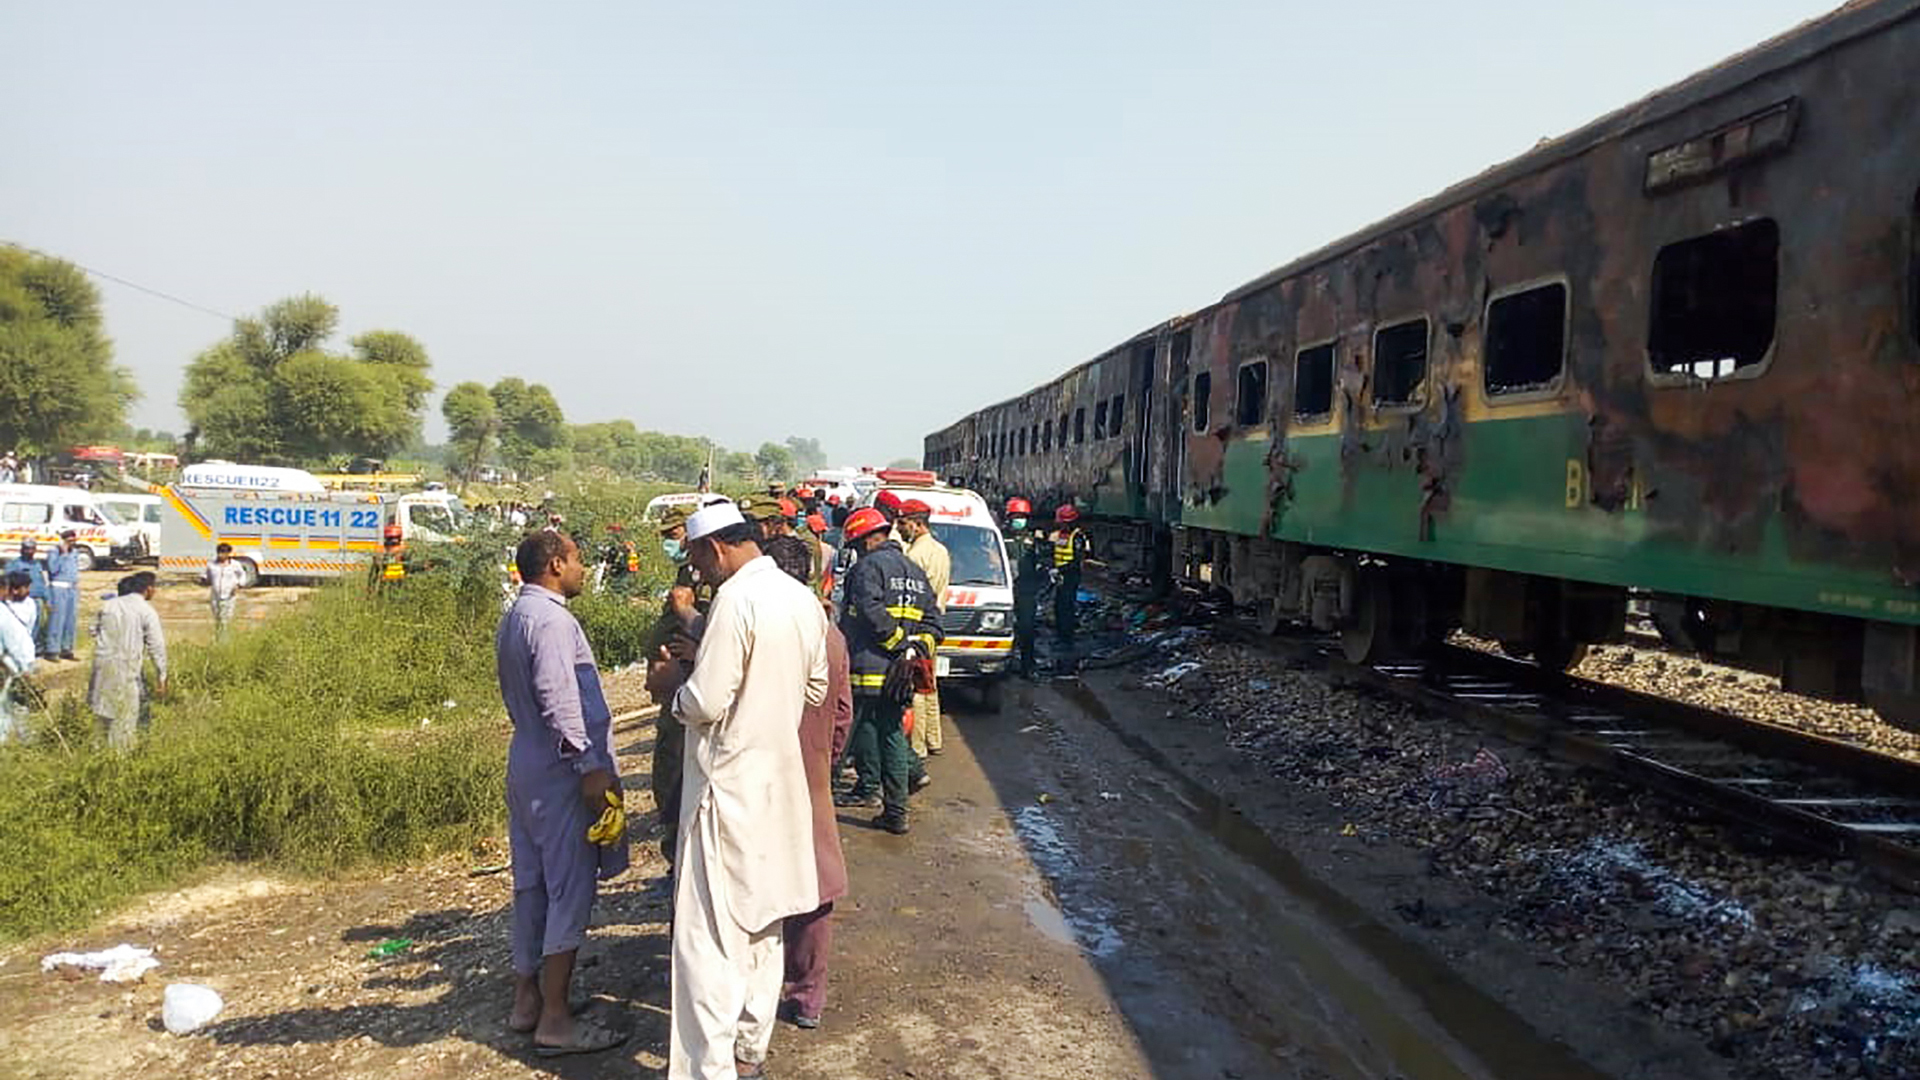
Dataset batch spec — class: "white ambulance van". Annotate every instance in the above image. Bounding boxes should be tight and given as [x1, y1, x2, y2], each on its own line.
[94, 493, 164, 560]
[0, 483, 146, 569]
[863, 469, 1015, 709]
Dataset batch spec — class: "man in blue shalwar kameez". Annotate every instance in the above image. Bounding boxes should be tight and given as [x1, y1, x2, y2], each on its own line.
[496, 530, 630, 1057]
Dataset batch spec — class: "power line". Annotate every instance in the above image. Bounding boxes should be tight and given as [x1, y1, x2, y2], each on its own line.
[2, 240, 236, 322]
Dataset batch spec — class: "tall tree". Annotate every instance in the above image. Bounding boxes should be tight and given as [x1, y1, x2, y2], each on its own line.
[441, 381, 498, 482]
[179, 295, 432, 463]
[489, 377, 570, 476]
[0, 248, 138, 454]
[755, 441, 794, 482]
[784, 436, 827, 476]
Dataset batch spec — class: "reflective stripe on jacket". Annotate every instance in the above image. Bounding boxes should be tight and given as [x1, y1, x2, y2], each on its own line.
[838, 541, 942, 696]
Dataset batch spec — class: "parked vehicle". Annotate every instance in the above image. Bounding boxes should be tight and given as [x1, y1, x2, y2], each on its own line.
[94, 493, 164, 561]
[0, 483, 145, 570]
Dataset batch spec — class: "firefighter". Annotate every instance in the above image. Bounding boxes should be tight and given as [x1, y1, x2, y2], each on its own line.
[835, 506, 941, 835]
[369, 523, 408, 590]
[1050, 504, 1091, 665]
[1004, 497, 1047, 677]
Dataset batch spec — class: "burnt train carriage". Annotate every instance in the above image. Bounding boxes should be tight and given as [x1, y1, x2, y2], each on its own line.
[928, 0, 1920, 729]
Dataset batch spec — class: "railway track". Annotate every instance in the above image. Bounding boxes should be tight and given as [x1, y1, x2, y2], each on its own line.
[1212, 622, 1920, 894]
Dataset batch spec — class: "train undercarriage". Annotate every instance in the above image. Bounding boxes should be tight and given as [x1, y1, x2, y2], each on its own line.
[1098, 521, 1920, 734]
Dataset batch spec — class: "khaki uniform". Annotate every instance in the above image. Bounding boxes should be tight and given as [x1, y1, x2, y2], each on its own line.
[903, 529, 951, 756]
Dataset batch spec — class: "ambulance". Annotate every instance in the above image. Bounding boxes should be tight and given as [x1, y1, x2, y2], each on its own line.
[0, 483, 147, 570]
[154, 466, 469, 585]
[862, 469, 1015, 709]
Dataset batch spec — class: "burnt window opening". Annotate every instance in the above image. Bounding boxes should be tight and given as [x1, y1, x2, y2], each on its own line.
[1030, 424, 1039, 455]
[1059, 413, 1069, 450]
[1074, 407, 1086, 444]
[1094, 400, 1109, 439]
[1372, 318, 1429, 406]
[1171, 330, 1193, 368]
[1043, 419, 1053, 451]
[1485, 282, 1568, 395]
[1017, 428, 1027, 456]
[1110, 394, 1125, 435]
[1649, 217, 1779, 379]
[1294, 344, 1335, 418]
[1236, 360, 1269, 427]
[1910, 188, 1920, 351]
[1193, 372, 1212, 432]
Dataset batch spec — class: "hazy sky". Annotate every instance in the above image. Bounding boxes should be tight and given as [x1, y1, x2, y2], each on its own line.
[3, 0, 1838, 466]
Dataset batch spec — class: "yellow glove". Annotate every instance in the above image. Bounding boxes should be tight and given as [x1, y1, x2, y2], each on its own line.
[586, 788, 625, 846]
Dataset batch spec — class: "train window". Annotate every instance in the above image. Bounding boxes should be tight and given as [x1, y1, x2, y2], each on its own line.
[1193, 372, 1211, 431]
[1094, 400, 1109, 439]
[1110, 394, 1124, 435]
[1485, 282, 1568, 395]
[1910, 188, 1919, 350]
[1016, 428, 1026, 456]
[1236, 360, 1268, 426]
[1372, 318, 1429, 407]
[1030, 423, 1039, 455]
[1074, 407, 1086, 444]
[1043, 418, 1053, 451]
[1294, 343, 1335, 418]
[1649, 218, 1778, 379]
[1060, 413, 1069, 449]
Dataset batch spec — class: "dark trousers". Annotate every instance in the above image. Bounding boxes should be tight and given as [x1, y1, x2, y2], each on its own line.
[1053, 573, 1080, 646]
[650, 707, 685, 865]
[1013, 592, 1039, 673]
[782, 900, 835, 1019]
[849, 696, 912, 818]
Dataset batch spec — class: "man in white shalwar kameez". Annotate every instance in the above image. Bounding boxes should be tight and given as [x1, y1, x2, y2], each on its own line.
[648, 503, 828, 1080]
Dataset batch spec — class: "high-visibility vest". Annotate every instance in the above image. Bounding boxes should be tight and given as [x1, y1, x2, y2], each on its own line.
[1051, 529, 1082, 569]
[382, 559, 406, 581]
[624, 542, 639, 573]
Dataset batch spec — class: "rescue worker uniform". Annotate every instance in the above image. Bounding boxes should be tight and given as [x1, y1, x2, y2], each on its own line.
[839, 535, 940, 829]
[1010, 527, 1047, 676]
[1051, 518, 1091, 655]
[45, 538, 81, 660]
[901, 516, 950, 757]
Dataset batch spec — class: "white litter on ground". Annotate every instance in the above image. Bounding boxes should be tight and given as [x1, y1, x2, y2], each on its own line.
[162, 983, 224, 1034]
[1144, 661, 1203, 688]
[1533, 838, 1756, 931]
[40, 944, 159, 983]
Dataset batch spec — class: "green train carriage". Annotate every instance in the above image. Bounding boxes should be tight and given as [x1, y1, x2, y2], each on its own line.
[931, 0, 1920, 730]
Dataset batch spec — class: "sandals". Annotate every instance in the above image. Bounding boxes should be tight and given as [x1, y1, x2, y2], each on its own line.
[533, 1015, 628, 1057]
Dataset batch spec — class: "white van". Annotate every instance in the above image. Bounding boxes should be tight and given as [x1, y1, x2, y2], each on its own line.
[94, 493, 164, 560]
[179, 462, 329, 494]
[0, 483, 145, 570]
[863, 469, 1015, 708]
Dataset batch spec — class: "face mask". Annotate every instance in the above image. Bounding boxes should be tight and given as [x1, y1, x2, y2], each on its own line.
[1010, 517, 1027, 532]
[661, 539, 685, 563]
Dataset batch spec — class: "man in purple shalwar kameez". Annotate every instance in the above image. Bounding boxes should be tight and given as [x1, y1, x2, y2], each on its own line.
[497, 531, 630, 1057]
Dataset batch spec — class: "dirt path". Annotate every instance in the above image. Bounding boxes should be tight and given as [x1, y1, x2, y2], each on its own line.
[0, 673, 1713, 1080]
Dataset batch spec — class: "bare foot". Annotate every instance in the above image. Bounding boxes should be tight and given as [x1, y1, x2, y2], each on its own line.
[509, 979, 542, 1033]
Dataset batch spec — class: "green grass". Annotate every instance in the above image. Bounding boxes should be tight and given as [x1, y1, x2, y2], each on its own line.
[0, 542, 512, 942]
[0, 472, 708, 942]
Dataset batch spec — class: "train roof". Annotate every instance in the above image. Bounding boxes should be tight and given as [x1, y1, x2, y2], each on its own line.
[1220, 0, 1914, 304]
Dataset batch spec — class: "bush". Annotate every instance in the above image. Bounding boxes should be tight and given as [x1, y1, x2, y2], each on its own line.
[0, 544, 512, 942]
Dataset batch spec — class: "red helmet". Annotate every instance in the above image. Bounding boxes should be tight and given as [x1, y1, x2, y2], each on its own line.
[777, 497, 799, 518]
[842, 507, 890, 543]
[806, 512, 827, 533]
[1005, 497, 1032, 515]
[827, 493, 842, 506]
[383, 523, 403, 542]
[899, 498, 932, 519]
[1054, 504, 1080, 524]
[875, 490, 904, 514]
[796, 484, 815, 498]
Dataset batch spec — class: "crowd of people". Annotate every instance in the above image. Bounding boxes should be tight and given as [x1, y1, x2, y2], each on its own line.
[493, 480, 1091, 1077]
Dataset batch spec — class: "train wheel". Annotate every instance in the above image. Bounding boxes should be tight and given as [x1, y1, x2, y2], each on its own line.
[1341, 572, 1396, 664]
[1259, 595, 1288, 635]
[1503, 635, 1587, 671]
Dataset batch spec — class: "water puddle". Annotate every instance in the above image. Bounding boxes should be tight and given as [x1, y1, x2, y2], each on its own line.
[1055, 680, 1615, 1080]
[1010, 805, 1124, 957]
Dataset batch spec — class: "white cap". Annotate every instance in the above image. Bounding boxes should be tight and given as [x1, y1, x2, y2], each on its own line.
[685, 502, 747, 542]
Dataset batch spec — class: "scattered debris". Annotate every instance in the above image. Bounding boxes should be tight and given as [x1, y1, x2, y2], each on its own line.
[364, 938, 414, 960]
[161, 983, 224, 1035]
[40, 944, 158, 983]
